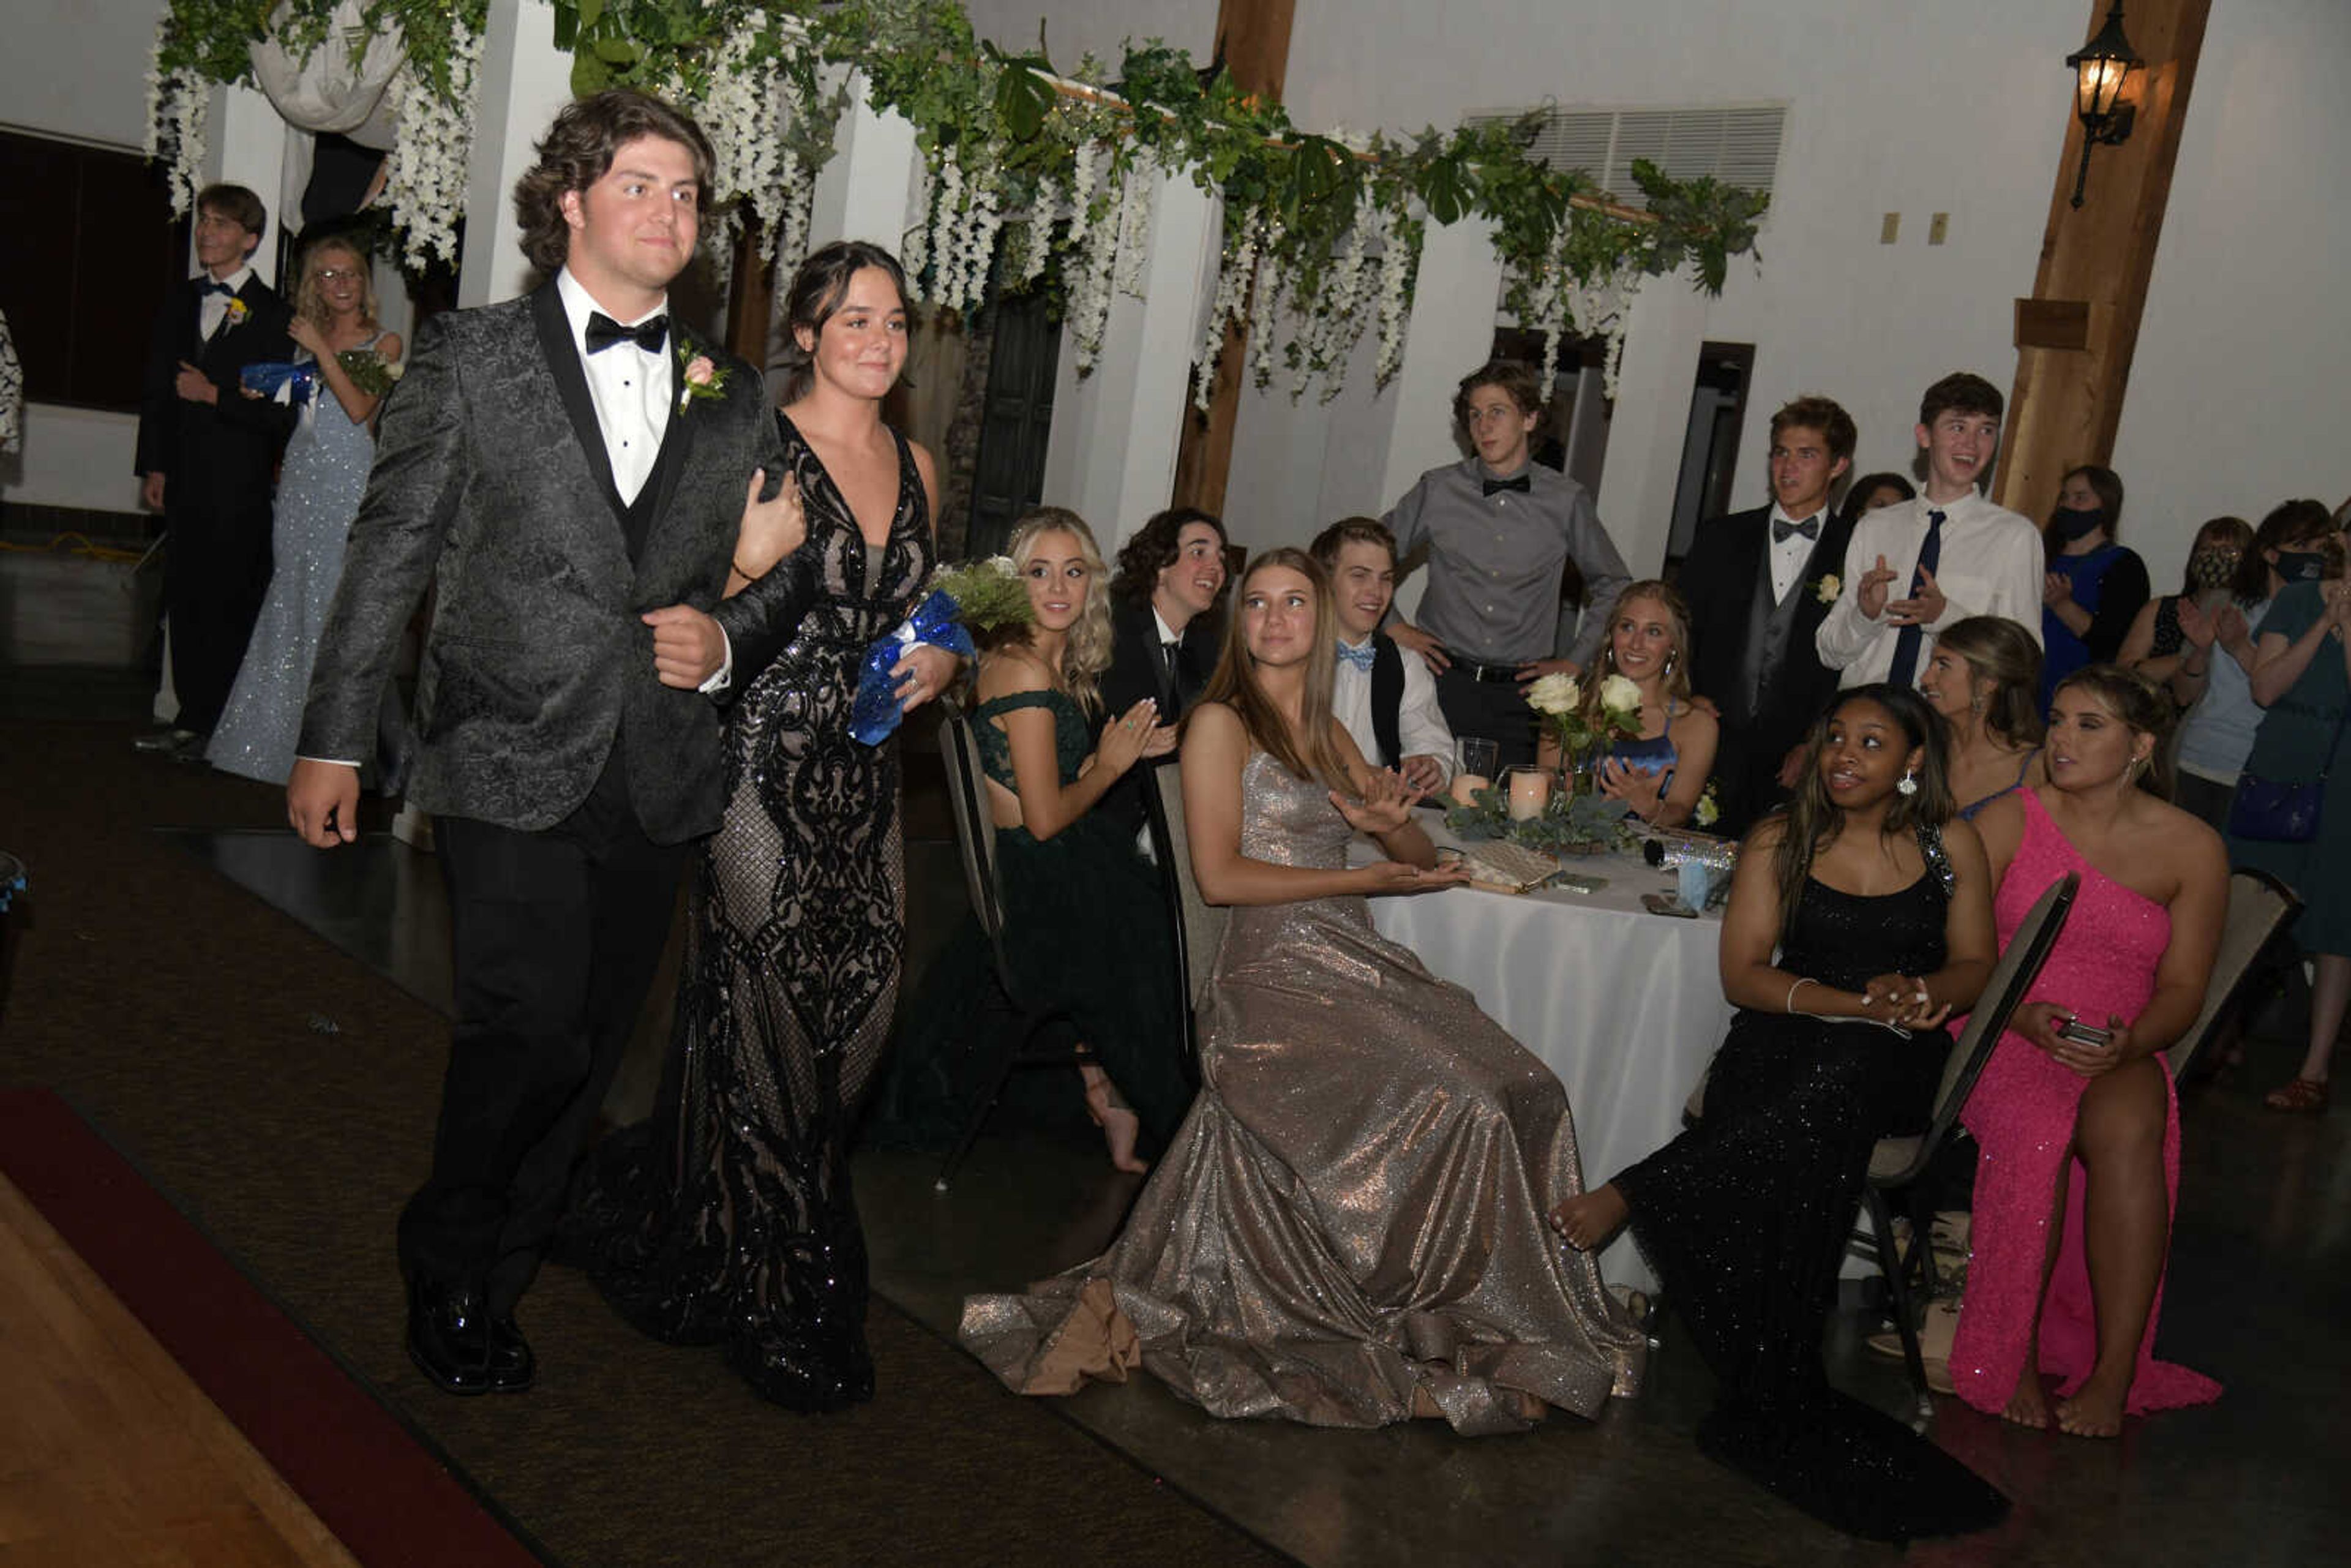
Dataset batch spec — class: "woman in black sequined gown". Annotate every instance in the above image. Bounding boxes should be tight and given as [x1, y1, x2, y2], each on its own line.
[1552, 685, 2012, 1541]
[566, 243, 953, 1411]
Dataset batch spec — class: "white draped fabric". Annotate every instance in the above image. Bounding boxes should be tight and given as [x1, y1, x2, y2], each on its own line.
[249, 1, 405, 146]
[1363, 839, 1734, 1292]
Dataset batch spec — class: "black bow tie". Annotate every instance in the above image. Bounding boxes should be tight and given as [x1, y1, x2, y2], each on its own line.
[200, 279, 236, 297]
[1771, 513, 1821, 544]
[1482, 474, 1531, 497]
[585, 312, 669, 355]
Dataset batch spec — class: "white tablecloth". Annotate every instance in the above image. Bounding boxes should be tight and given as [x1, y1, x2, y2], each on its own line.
[1365, 836, 1734, 1291]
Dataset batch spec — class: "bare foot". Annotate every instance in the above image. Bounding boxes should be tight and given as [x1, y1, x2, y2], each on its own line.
[2054, 1375, 2128, 1438]
[1081, 1069, 1148, 1174]
[1547, 1184, 1628, 1250]
[2001, 1367, 2052, 1429]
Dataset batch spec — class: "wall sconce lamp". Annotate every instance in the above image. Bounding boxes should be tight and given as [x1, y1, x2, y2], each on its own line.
[2066, 3, 2143, 208]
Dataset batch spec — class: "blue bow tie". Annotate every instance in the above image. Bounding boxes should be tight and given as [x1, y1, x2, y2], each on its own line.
[200, 279, 236, 297]
[1336, 640, 1376, 672]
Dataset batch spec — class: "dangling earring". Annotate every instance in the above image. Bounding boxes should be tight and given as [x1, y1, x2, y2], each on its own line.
[1897, 767, 1920, 797]
[1663, 649, 1677, 677]
[2126, 756, 2145, 785]
[1970, 693, 1985, 716]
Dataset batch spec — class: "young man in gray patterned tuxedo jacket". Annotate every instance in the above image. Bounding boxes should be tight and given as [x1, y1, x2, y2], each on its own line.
[289, 91, 806, 1396]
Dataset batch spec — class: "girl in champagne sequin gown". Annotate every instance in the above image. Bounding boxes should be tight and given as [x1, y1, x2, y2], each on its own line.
[1551, 685, 2010, 1541]
[567, 244, 952, 1412]
[1952, 667, 2228, 1435]
[209, 239, 399, 783]
[962, 550, 1646, 1435]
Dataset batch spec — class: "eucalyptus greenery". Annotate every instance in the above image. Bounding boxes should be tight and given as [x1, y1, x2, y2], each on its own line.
[1445, 786, 1640, 858]
[152, 0, 1766, 401]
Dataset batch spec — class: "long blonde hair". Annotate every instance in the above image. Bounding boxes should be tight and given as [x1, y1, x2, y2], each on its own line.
[1582, 579, 1694, 728]
[293, 239, 378, 337]
[1004, 508, 1114, 714]
[1190, 548, 1352, 789]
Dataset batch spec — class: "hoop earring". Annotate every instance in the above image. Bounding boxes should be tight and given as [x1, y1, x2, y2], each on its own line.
[1896, 768, 1920, 797]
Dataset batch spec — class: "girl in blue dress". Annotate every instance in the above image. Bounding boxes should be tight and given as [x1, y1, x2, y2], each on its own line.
[1580, 580, 1719, 827]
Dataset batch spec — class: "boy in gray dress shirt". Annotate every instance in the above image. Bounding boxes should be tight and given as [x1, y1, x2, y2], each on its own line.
[1382, 359, 1630, 767]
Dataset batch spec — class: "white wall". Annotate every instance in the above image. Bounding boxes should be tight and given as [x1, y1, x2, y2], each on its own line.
[960, 1, 1214, 75]
[954, 1, 2350, 595]
[0, 0, 166, 151]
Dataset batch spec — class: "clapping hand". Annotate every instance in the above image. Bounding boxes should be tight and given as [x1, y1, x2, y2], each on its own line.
[1095, 697, 1159, 775]
[1597, 756, 1667, 819]
[733, 468, 806, 580]
[2175, 595, 2216, 648]
[1857, 554, 1900, 618]
[2043, 570, 2074, 607]
[1330, 768, 1423, 837]
[1887, 565, 1947, 628]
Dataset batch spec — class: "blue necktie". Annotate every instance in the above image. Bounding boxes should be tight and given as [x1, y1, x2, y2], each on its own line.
[1336, 640, 1376, 672]
[1886, 509, 1945, 689]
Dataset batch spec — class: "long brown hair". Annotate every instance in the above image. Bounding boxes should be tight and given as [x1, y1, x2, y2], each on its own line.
[774, 239, 910, 403]
[1933, 616, 2044, 750]
[1583, 580, 1694, 727]
[1188, 548, 1352, 789]
[1770, 685, 1956, 940]
[2052, 664, 2177, 799]
[511, 89, 714, 276]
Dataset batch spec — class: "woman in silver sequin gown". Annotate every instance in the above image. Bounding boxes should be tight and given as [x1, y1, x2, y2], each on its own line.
[567, 244, 953, 1411]
[208, 239, 398, 784]
[962, 549, 1646, 1434]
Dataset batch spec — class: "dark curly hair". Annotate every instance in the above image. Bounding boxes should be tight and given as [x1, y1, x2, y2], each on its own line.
[511, 89, 713, 276]
[1111, 508, 1226, 605]
[774, 241, 911, 403]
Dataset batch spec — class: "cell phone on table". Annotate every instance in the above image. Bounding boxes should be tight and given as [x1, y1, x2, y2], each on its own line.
[2054, 1018, 2113, 1048]
[1640, 891, 1698, 919]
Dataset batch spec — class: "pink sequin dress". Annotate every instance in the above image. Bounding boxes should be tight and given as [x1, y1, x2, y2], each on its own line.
[1950, 788, 2222, 1416]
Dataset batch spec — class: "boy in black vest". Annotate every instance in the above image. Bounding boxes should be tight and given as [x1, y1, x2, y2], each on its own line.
[1311, 518, 1453, 792]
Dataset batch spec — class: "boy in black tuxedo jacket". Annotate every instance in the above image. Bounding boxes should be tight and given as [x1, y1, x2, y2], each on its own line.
[1097, 506, 1228, 833]
[135, 183, 295, 754]
[1678, 395, 1858, 835]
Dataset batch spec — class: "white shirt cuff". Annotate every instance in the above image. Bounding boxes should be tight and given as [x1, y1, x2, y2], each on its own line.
[698, 626, 734, 694]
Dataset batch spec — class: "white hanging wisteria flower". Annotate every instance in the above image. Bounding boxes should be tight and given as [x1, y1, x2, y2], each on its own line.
[773, 151, 812, 277]
[1193, 205, 1264, 411]
[1111, 148, 1155, 298]
[1065, 138, 1105, 246]
[1567, 261, 1640, 399]
[901, 159, 932, 280]
[378, 18, 486, 269]
[144, 22, 208, 219]
[1012, 174, 1060, 287]
[1246, 214, 1286, 391]
[1065, 150, 1132, 375]
[1374, 215, 1415, 387]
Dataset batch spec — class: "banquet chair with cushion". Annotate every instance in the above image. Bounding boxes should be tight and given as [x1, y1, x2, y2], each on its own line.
[2164, 868, 2299, 1082]
[1144, 763, 1226, 1090]
[931, 705, 1077, 1193]
[1857, 870, 2079, 1412]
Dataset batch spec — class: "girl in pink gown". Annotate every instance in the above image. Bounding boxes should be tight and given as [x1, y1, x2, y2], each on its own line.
[1951, 666, 2228, 1435]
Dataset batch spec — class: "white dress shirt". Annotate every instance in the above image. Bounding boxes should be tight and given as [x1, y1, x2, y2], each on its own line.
[1766, 504, 1828, 605]
[554, 268, 673, 506]
[1333, 634, 1455, 783]
[1815, 490, 2044, 688]
[197, 264, 254, 339]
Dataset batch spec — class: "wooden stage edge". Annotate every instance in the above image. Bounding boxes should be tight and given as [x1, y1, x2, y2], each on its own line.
[0, 1169, 361, 1567]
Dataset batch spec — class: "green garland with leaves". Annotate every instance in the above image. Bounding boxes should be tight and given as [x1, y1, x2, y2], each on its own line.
[151, 0, 1766, 396]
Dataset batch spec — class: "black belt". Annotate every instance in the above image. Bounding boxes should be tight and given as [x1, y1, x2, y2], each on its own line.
[1450, 657, 1525, 684]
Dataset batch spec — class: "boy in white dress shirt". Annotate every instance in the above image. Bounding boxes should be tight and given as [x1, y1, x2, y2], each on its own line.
[1815, 371, 2043, 690]
[1311, 518, 1454, 792]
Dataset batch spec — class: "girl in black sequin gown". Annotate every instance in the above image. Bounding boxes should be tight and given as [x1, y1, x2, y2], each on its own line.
[1552, 685, 2012, 1541]
[566, 244, 953, 1411]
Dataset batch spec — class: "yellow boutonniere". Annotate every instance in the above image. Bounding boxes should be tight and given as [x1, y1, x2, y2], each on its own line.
[225, 297, 250, 327]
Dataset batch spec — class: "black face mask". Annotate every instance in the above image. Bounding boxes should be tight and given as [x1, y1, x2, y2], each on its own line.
[2273, 550, 2328, 583]
[2053, 506, 2107, 541]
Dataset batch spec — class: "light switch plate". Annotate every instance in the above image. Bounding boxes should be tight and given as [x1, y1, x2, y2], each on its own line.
[1880, 212, 1900, 244]
[1929, 212, 1949, 245]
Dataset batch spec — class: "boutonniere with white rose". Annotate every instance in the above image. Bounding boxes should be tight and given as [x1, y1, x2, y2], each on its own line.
[1813, 572, 1841, 606]
[676, 342, 729, 416]
[223, 297, 250, 329]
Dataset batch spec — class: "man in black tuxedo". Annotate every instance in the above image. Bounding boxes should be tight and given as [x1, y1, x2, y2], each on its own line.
[1679, 395, 1858, 836]
[289, 91, 805, 1396]
[1098, 506, 1228, 833]
[135, 184, 295, 757]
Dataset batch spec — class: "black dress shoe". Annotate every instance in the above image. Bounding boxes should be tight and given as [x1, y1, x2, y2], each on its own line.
[487, 1314, 536, 1392]
[407, 1278, 502, 1395]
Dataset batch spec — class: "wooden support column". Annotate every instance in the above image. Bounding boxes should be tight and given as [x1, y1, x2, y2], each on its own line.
[1168, 0, 1295, 518]
[724, 222, 773, 367]
[1995, 0, 2210, 524]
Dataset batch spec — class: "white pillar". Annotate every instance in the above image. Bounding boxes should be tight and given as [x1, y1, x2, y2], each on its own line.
[1039, 168, 1221, 548]
[200, 83, 298, 285]
[457, 0, 576, 307]
[1372, 216, 1502, 514]
[1596, 269, 1708, 577]
[803, 70, 921, 255]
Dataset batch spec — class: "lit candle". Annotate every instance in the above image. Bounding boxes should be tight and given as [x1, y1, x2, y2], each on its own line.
[1450, 772, 1490, 806]
[1507, 768, 1550, 821]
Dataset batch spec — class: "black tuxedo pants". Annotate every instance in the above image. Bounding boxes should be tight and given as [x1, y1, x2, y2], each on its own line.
[402, 753, 688, 1314]
[164, 495, 273, 735]
[1434, 664, 1541, 770]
